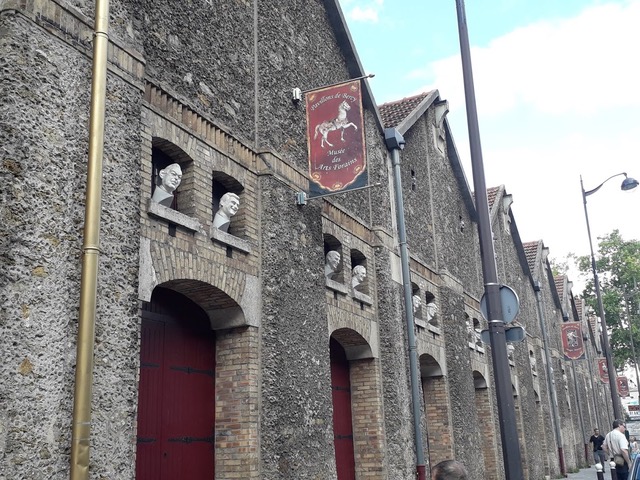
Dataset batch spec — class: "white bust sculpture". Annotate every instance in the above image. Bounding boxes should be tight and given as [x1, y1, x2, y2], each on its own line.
[325, 251, 341, 280]
[466, 317, 474, 343]
[412, 295, 422, 315]
[352, 265, 366, 291]
[529, 352, 537, 372]
[213, 192, 240, 232]
[425, 302, 438, 326]
[151, 163, 182, 207]
[507, 344, 515, 360]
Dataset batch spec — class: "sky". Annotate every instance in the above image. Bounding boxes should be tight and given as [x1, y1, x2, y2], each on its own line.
[338, 0, 640, 289]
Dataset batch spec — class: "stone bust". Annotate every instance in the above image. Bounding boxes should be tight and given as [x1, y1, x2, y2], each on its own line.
[325, 251, 341, 280]
[412, 295, 422, 315]
[425, 301, 438, 325]
[213, 192, 240, 232]
[151, 163, 182, 207]
[352, 265, 366, 291]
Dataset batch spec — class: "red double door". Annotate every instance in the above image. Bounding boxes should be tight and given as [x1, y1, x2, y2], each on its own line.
[331, 338, 356, 480]
[136, 291, 216, 479]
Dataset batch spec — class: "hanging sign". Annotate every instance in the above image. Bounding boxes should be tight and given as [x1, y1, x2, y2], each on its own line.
[597, 358, 609, 383]
[617, 376, 630, 397]
[560, 323, 585, 360]
[305, 80, 367, 198]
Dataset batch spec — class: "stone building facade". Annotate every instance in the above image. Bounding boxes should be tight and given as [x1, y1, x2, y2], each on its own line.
[1, 0, 612, 479]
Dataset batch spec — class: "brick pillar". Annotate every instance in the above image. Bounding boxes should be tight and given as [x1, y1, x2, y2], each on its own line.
[423, 376, 454, 466]
[474, 386, 500, 479]
[215, 326, 260, 478]
[350, 358, 388, 479]
[513, 395, 530, 480]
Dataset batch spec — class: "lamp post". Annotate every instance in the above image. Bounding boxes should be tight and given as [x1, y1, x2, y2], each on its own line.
[455, 2, 523, 478]
[580, 172, 639, 421]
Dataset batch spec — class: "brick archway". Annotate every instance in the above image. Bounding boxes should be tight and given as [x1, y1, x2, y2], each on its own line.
[330, 331, 387, 479]
[136, 287, 216, 479]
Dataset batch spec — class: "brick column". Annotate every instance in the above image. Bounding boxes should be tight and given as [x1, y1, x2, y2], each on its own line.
[215, 326, 260, 478]
[474, 386, 500, 479]
[423, 376, 454, 466]
[350, 358, 388, 479]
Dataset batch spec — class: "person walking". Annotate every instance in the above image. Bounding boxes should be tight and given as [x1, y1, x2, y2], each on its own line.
[590, 428, 607, 466]
[604, 419, 632, 480]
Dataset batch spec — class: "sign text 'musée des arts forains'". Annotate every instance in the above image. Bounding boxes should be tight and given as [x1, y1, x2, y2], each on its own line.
[305, 80, 367, 198]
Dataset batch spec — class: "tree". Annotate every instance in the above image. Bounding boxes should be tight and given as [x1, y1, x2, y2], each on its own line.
[575, 230, 640, 371]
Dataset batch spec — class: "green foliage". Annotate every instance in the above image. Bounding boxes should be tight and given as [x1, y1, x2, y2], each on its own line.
[575, 230, 640, 371]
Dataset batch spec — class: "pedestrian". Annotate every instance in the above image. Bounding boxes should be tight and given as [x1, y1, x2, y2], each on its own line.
[431, 459, 468, 480]
[589, 427, 607, 466]
[630, 436, 638, 462]
[604, 419, 632, 480]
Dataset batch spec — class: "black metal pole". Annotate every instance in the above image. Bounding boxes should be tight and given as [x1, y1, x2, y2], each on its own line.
[580, 176, 622, 420]
[454, 1, 524, 478]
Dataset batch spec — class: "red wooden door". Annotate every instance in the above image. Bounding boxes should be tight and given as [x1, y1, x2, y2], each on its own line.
[136, 289, 216, 480]
[330, 338, 356, 480]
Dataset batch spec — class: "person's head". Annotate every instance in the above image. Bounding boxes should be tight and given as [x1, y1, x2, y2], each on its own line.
[613, 419, 626, 432]
[431, 460, 468, 480]
[158, 163, 182, 193]
[326, 251, 341, 271]
[353, 265, 366, 282]
[594, 428, 600, 435]
[218, 192, 240, 218]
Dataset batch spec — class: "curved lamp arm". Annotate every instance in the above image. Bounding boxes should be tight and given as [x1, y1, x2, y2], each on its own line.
[582, 172, 636, 198]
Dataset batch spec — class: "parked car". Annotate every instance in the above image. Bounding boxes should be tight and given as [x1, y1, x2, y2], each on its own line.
[630, 454, 640, 480]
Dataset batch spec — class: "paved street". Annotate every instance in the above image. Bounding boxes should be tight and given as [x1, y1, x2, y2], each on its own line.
[567, 464, 616, 480]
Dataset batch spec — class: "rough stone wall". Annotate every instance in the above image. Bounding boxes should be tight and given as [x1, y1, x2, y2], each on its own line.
[401, 114, 480, 292]
[439, 279, 486, 480]
[135, 0, 256, 145]
[1, 9, 143, 479]
[258, 175, 337, 479]
[491, 200, 553, 480]
[372, 247, 416, 479]
[2, 1, 608, 479]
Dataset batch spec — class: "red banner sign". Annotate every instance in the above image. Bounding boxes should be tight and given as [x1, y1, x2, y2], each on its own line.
[560, 323, 585, 360]
[597, 358, 609, 383]
[618, 376, 630, 397]
[305, 80, 367, 197]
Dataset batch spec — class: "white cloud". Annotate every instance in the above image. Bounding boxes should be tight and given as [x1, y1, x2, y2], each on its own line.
[413, 1, 640, 117]
[340, 0, 384, 23]
[408, 1, 640, 273]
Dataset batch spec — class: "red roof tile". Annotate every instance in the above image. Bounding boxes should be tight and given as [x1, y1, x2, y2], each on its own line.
[378, 91, 434, 129]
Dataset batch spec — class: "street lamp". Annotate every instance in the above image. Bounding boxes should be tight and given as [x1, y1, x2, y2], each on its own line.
[455, 2, 523, 478]
[581, 172, 639, 421]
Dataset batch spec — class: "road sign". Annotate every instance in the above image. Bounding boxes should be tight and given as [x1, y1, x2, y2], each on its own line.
[480, 285, 519, 323]
[480, 325, 526, 345]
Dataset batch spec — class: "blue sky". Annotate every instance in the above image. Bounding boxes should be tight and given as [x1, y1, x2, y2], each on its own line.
[339, 0, 640, 286]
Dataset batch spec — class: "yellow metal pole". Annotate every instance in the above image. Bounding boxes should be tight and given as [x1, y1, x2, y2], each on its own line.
[70, 0, 109, 478]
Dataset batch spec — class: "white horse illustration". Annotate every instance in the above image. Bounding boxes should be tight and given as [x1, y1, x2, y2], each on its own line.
[314, 100, 358, 148]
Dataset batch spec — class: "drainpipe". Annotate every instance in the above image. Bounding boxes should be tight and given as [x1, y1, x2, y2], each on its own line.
[533, 281, 565, 476]
[571, 361, 588, 463]
[583, 328, 602, 430]
[70, 0, 110, 478]
[384, 128, 426, 480]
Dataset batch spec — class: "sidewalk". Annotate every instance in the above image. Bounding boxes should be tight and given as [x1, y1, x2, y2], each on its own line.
[566, 464, 615, 480]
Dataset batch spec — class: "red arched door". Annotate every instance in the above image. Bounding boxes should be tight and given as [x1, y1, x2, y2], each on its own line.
[330, 338, 356, 480]
[136, 288, 216, 480]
